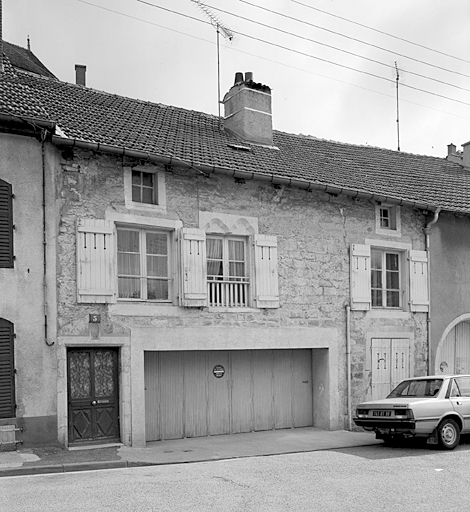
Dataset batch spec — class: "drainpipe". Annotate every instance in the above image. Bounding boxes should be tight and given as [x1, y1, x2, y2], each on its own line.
[41, 130, 54, 346]
[346, 304, 352, 430]
[423, 208, 441, 374]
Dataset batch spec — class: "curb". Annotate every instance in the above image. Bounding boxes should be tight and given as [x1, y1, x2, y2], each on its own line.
[0, 460, 129, 477]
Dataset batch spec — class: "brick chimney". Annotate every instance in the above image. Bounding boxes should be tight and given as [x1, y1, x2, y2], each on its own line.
[75, 64, 86, 86]
[222, 72, 273, 146]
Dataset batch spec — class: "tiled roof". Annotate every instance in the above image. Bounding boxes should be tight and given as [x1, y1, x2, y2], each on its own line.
[2, 41, 56, 79]
[1, 49, 469, 213]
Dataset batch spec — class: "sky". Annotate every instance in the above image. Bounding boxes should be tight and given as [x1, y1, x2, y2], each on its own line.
[3, 0, 470, 157]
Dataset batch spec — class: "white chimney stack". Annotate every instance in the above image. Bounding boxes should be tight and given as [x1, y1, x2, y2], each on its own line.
[222, 72, 274, 146]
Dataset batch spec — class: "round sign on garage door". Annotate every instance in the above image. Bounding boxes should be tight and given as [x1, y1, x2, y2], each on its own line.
[213, 365, 225, 378]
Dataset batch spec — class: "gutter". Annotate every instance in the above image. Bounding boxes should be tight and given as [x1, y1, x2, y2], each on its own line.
[51, 135, 442, 213]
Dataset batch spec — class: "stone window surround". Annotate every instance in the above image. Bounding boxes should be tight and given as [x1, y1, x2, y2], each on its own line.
[365, 238, 412, 316]
[375, 203, 401, 237]
[123, 165, 166, 212]
[106, 211, 182, 315]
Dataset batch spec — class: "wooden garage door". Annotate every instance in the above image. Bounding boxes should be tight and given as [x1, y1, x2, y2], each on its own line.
[144, 349, 313, 441]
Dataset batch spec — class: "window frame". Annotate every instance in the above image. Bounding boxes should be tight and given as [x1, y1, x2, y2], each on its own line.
[116, 226, 172, 303]
[375, 203, 401, 237]
[123, 166, 166, 212]
[206, 234, 251, 308]
[371, 248, 403, 309]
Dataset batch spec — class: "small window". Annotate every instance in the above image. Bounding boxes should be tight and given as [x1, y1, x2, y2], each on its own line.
[132, 170, 156, 204]
[0, 179, 13, 268]
[124, 167, 166, 211]
[379, 207, 395, 229]
[376, 204, 401, 236]
[371, 249, 401, 308]
[117, 227, 171, 301]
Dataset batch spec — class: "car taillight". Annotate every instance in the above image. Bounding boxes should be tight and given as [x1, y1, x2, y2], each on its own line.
[357, 409, 369, 417]
[394, 409, 414, 419]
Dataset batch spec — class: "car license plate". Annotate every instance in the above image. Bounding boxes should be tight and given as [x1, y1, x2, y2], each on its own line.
[372, 410, 391, 416]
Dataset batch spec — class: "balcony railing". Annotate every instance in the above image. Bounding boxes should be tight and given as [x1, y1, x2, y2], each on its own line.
[207, 276, 249, 307]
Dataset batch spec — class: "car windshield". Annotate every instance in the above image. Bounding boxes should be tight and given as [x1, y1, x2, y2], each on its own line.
[387, 379, 443, 398]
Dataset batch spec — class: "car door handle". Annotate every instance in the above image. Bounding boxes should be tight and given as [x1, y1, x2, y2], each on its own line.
[456, 401, 462, 405]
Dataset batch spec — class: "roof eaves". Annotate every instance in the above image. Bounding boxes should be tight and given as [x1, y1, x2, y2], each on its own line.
[51, 134, 442, 214]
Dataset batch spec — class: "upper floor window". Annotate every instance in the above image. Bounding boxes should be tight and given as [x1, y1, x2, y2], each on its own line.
[132, 170, 156, 204]
[0, 179, 13, 268]
[117, 227, 171, 301]
[206, 236, 249, 307]
[123, 166, 166, 211]
[375, 204, 401, 237]
[350, 242, 429, 313]
[371, 249, 401, 308]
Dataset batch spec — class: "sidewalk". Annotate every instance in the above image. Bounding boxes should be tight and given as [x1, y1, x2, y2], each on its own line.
[0, 428, 381, 477]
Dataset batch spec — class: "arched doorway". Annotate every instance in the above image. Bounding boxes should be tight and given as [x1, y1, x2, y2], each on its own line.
[435, 318, 470, 374]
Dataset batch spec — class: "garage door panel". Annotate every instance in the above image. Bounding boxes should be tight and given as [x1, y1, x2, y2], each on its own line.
[159, 352, 184, 440]
[184, 351, 208, 438]
[231, 351, 253, 433]
[253, 350, 274, 431]
[293, 350, 313, 427]
[273, 350, 293, 429]
[144, 352, 159, 442]
[207, 351, 230, 435]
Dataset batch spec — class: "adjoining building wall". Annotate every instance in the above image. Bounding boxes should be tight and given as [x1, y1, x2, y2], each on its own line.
[429, 213, 470, 374]
[0, 134, 58, 446]
[55, 148, 428, 446]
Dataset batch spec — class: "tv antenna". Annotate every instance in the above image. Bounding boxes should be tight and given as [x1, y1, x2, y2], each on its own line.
[190, 1, 235, 124]
[395, 61, 400, 152]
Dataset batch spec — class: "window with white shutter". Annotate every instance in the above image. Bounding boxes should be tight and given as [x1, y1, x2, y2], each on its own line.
[254, 235, 279, 309]
[409, 250, 429, 312]
[0, 180, 13, 269]
[76, 218, 116, 303]
[0, 319, 15, 419]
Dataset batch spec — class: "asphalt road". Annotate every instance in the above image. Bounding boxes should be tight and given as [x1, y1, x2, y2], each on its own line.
[3, 441, 470, 512]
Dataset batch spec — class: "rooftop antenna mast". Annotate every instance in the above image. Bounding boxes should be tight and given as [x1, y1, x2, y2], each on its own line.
[395, 61, 401, 152]
[190, 1, 234, 125]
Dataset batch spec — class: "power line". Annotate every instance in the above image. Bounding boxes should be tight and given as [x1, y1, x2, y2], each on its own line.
[77, 0, 470, 113]
[239, 0, 470, 80]
[289, 0, 470, 66]
[135, 0, 470, 107]
[206, 3, 470, 94]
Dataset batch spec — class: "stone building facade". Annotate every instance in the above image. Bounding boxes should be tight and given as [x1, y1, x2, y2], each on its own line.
[53, 146, 428, 447]
[3, 41, 469, 449]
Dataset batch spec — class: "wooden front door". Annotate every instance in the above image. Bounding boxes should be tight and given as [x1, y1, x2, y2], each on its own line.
[68, 348, 120, 444]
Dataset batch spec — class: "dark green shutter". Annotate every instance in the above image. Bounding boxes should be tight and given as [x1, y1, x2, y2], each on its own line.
[0, 319, 15, 419]
[0, 180, 13, 268]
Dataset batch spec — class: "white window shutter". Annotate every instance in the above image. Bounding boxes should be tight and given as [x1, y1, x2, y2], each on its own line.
[254, 235, 279, 308]
[76, 218, 116, 303]
[350, 244, 371, 311]
[409, 250, 429, 312]
[180, 228, 207, 307]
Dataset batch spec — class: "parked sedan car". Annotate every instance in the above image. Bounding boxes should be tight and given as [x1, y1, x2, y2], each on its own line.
[354, 374, 470, 449]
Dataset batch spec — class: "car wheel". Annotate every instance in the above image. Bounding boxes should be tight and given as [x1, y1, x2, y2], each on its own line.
[437, 419, 460, 450]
